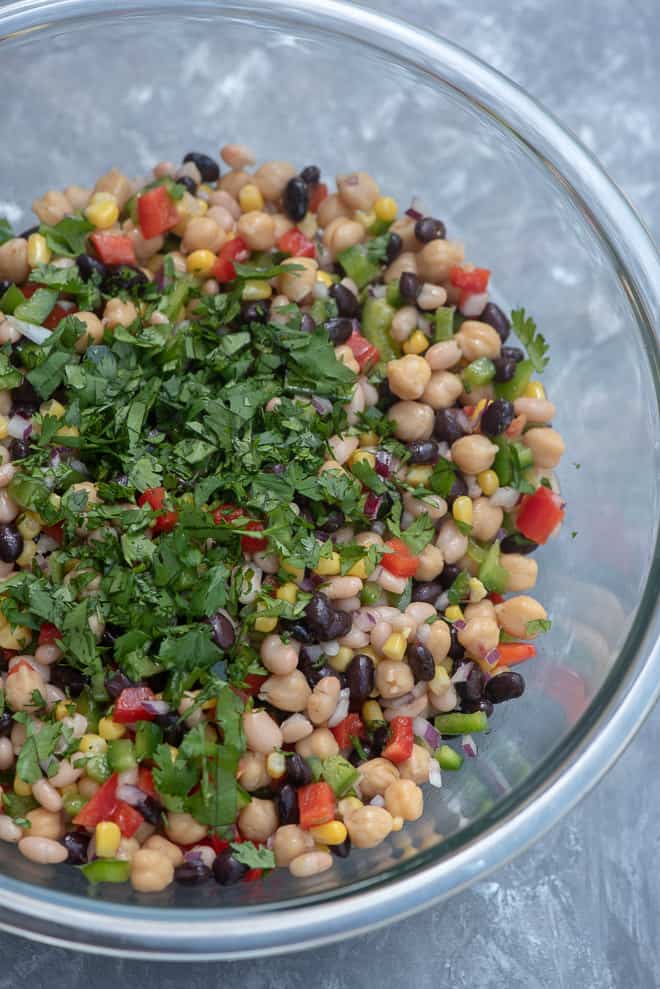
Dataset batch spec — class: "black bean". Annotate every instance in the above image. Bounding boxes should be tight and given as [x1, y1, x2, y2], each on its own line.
[492, 356, 517, 383]
[438, 563, 461, 590]
[324, 317, 353, 346]
[0, 524, 23, 564]
[500, 534, 539, 555]
[304, 592, 338, 641]
[9, 438, 31, 461]
[280, 619, 316, 645]
[101, 265, 148, 296]
[479, 302, 510, 342]
[205, 611, 235, 650]
[175, 861, 212, 885]
[76, 253, 108, 281]
[346, 654, 375, 707]
[348, 742, 376, 766]
[398, 272, 419, 304]
[321, 509, 345, 533]
[11, 378, 39, 408]
[136, 794, 164, 826]
[277, 784, 299, 825]
[445, 473, 468, 508]
[155, 711, 185, 748]
[298, 651, 338, 689]
[370, 725, 390, 755]
[461, 697, 494, 716]
[300, 165, 321, 185]
[63, 830, 91, 865]
[176, 175, 197, 196]
[406, 642, 435, 682]
[326, 609, 352, 639]
[241, 299, 270, 324]
[434, 408, 468, 444]
[0, 712, 13, 737]
[411, 580, 443, 604]
[212, 849, 248, 886]
[448, 624, 465, 661]
[502, 346, 525, 363]
[183, 151, 220, 183]
[0, 280, 11, 296]
[377, 379, 397, 411]
[282, 177, 309, 222]
[300, 313, 316, 334]
[407, 439, 440, 464]
[18, 224, 39, 240]
[485, 671, 525, 704]
[48, 665, 88, 698]
[330, 836, 351, 858]
[329, 282, 359, 318]
[104, 671, 134, 699]
[414, 216, 446, 243]
[146, 670, 169, 694]
[286, 753, 313, 788]
[462, 667, 484, 703]
[480, 399, 514, 437]
[385, 232, 402, 264]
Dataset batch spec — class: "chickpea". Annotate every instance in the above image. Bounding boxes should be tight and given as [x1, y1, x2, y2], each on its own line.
[522, 428, 565, 468]
[384, 251, 417, 285]
[103, 297, 137, 329]
[457, 616, 500, 660]
[64, 185, 92, 210]
[73, 311, 104, 353]
[260, 670, 311, 713]
[335, 171, 379, 210]
[237, 210, 276, 251]
[164, 812, 207, 846]
[375, 660, 414, 700]
[403, 490, 446, 522]
[289, 850, 334, 878]
[435, 519, 468, 564]
[417, 283, 448, 311]
[384, 779, 424, 821]
[426, 340, 462, 371]
[464, 599, 496, 621]
[273, 825, 315, 867]
[31, 190, 72, 226]
[238, 751, 270, 792]
[143, 834, 184, 866]
[0, 815, 22, 843]
[18, 836, 68, 865]
[495, 595, 548, 639]
[277, 256, 318, 302]
[181, 216, 225, 254]
[387, 401, 434, 442]
[237, 798, 278, 844]
[280, 713, 314, 744]
[398, 744, 432, 784]
[387, 355, 432, 401]
[116, 837, 141, 862]
[220, 143, 256, 170]
[455, 320, 502, 361]
[24, 808, 65, 840]
[0, 238, 30, 286]
[345, 805, 393, 849]
[417, 618, 451, 663]
[0, 738, 14, 771]
[500, 553, 538, 591]
[95, 168, 132, 208]
[418, 239, 464, 282]
[295, 727, 339, 760]
[329, 434, 359, 466]
[5, 663, 45, 712]
[317, 193, 351, 228]
[260, 634, 299, 675]
[459, 383, 494, 407]
[324, 576, 363, 601]
[307, 676, 341, 726]
[130, 848, 174, 893]
[357, 758, 400, 800]
[253, 161, 296, 201]
[429, 681, 458, 712]
[335, 345, 360, 374]
[415, 544, 445, 581]
[243, 710, 283, 754]
[471, 497, 504, 542]
[451, 435, 498, 475]
[513, 397, 556, 424]
[218, 170, 251, 199]
[206, 205, 236, 232]
[389, 306, 418, 343]
[323, 217, 365, 256]
[421, 371, 463, 410]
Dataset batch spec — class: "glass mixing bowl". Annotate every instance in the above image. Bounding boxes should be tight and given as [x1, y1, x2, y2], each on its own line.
[0, 0, 658, 960]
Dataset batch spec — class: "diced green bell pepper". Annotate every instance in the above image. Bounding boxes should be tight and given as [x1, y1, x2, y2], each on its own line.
[107, 738, 138, 774]
[135, 721, 163, 762]
[462, 357, 495, 391]
[434, 744, 464, 771]
[81, 859, 132, 885]
[85, 753, 111, 783]
[361, 296, 398, 364]
[336, 245, 380, 290]
[321, 755, 359, 797]
[434, 711, 488, 735]
[385, 281, 404, 308]
[478, 541, 509, 594]
[0, 283, 25, 315]
[360, 581, 382, 606]
[434, 306, 455, 341]
[495, 358, 533, 400]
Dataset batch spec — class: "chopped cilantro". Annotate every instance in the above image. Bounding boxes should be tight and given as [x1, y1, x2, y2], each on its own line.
[447, 570, 470, 605]
[39, 215, 94, 257]
[511, 308, 549, 373]
[0, 217, 13, 246]
[230, 841, 276, 870]
[526, 619, 552, 636]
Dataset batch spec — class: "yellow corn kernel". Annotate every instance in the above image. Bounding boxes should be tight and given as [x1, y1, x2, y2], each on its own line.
[354, 209, 376, 229]
[98, 717, 126, 741]
[201, 696, 216, 711]
[444, 605, 464, 622]
[60, 783, 78, 797]
[402, 330, 430, 355]
[406, 465, 433, 487]
[17, 512, 41, 540]
[86, 193, 119, 230]
[0, 416, 8, 441]
[328, 646, 354, 672]
[452, 496, 473, 526]
[477, 469, 499, 496]
[337, 797, 363, 819]
[27, 232, 52, 267]
[281, 560, 304, 580]
[276, 582, 298, 604]
[146, 253, 165, 274]
[0, 621, 31, 651]
[186, 249, 216, 277]
[238, 183, 264, 212]
[430, 665, 450, 693]
[468, 577, 488, 603]
[55, 700, 74, 721]
[55, 424, 79, 439]
[362, 700, 384, 723]
[524, 380, 546, 400]
[348, 449, 376, 470]
[316, 270, 333, 288]
[310, 820, 348, 845]
[298, 212, 317, 239]
[314, 552, 341, 577]
[374, 196, 398, 223]
[314, 843, 330, 853]
[357, 646, 378, 664]
[470, 398, 489, 423]
[439, 656, 453, 673]
[266, 751, 287, 780]
[16, 540, 37, 569]
[347, 558, 370, 580]
[242, 279, 272, 301]
[78, 733, 107, 755]
[390, 815, 405, 832]
[14, 776, 32, 797]
[40, 399, 65, 420]
[359, 430, 379, 447]
[95, 821, 122, 858]
[382, 631, 408, 662]
[254, 605, 278, 633]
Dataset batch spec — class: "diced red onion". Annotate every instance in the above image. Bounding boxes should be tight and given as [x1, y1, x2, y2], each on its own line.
[86, 837, 96, 862]
[320, 639, 340, 656]
[489, 486, 520, 510]
[6, 315, 52, 345]
[374, 450, 394, 478]
[8, 415, 31, 440]
[141, 699, 170, 716]
[184, 848, 204, 864]
[364, 492, 383, 519]
[370, 284, 387, 298]
[428, 760, 443, 788]
[405, 204, 423, 221]
[117, 784, 144, 806]
[437, 591, 449, 611]
[311, 396, 332, 416]
[454, 410, 472, 435]
[453, 620, 466, 631]
[451, 661, 474, 685]
[459, 292, 488, 317]
[388, 681, 427, 710]
[466, 476, 482, 499]
[303, 644, 323, 662]
[484, 648, 500, 666]
[353, 608, 379, 632]
[369, 794, 385, 807]
[413, 716, 441, 749]
[118, 768, 138, 787]
[327, 688, 350, 728]
[462, 734, 478, 758]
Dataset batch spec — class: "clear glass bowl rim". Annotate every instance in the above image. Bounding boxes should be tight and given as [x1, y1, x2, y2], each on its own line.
[0, 0, 658, 960]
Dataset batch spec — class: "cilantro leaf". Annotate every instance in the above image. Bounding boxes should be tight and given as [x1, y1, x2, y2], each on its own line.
[399, 513, 435, 555]
[153, 744, 198, 798]
[15, 721, 65, 784]
[0, 353, 22, 391]
[0, 217, 13, 246]
[39, 215, 94, 257]
[526, 618, 552, 636]
[429, 457, 457, 499]
[14, 288, 58, 326]
[447, 570, 470, 605]
[230, 841, 275, 870]
[158, 624, 222, 672]
[233, 260, 303, 279]
[511, 308, 549, 373]
[29, 263, 101, 312]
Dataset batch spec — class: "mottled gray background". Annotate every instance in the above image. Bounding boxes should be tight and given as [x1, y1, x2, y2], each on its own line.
[1, 0, 658, 985]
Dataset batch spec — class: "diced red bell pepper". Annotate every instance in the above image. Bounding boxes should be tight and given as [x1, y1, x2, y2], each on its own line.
[113, 686, 157, 724]
[38, 622, 61, 646]
[73, 773, 119, 828]
[298, 781, 336, 830]
[137, 486, 166, 511]
[153, 510, 178, 534]
[43, 302, 77, 330]
[489, 592, 504, 605]
[331, 713, 366, 751]
[7, 659, 34, 677]
[137, 184, 181, 240]
[210, 834, 230, 855]
[243, 868, 263, 883]
[213, 503, 245, 525]
[43, 522, 64, 544]
[111, 801, 144, 838]
[495, 643, 537, 668]
[90, 232, 137, 267]
[309, 182, 328, 213]
[505, 415, 526, 439]
[211, 237, 249, 283]
[516, 485, 564, 545]
[277, 229, 316, 258]
[241, 520, 268, 554]
[346, 330, 379, 372]
[381, 716, 414, 765]
[243, 673, 268, 697]
[137, 767, 157, 798]
[449, 266, 490, 294]
[381, 538, 419, 578]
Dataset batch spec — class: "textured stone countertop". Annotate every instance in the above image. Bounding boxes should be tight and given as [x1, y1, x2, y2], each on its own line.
[0, 1, 658, 986]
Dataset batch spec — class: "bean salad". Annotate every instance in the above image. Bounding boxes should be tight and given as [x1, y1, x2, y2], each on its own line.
[0, 144, 565, 892]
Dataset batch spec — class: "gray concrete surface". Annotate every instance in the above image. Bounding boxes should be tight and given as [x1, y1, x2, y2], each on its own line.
[0, 0, 658, 985]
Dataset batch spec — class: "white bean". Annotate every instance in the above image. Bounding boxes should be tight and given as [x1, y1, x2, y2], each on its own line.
[32, 778, 63, 813]
[18, 836, 68, 864]
[0, 737, 14, 770]
[0, 814, 22, 842]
